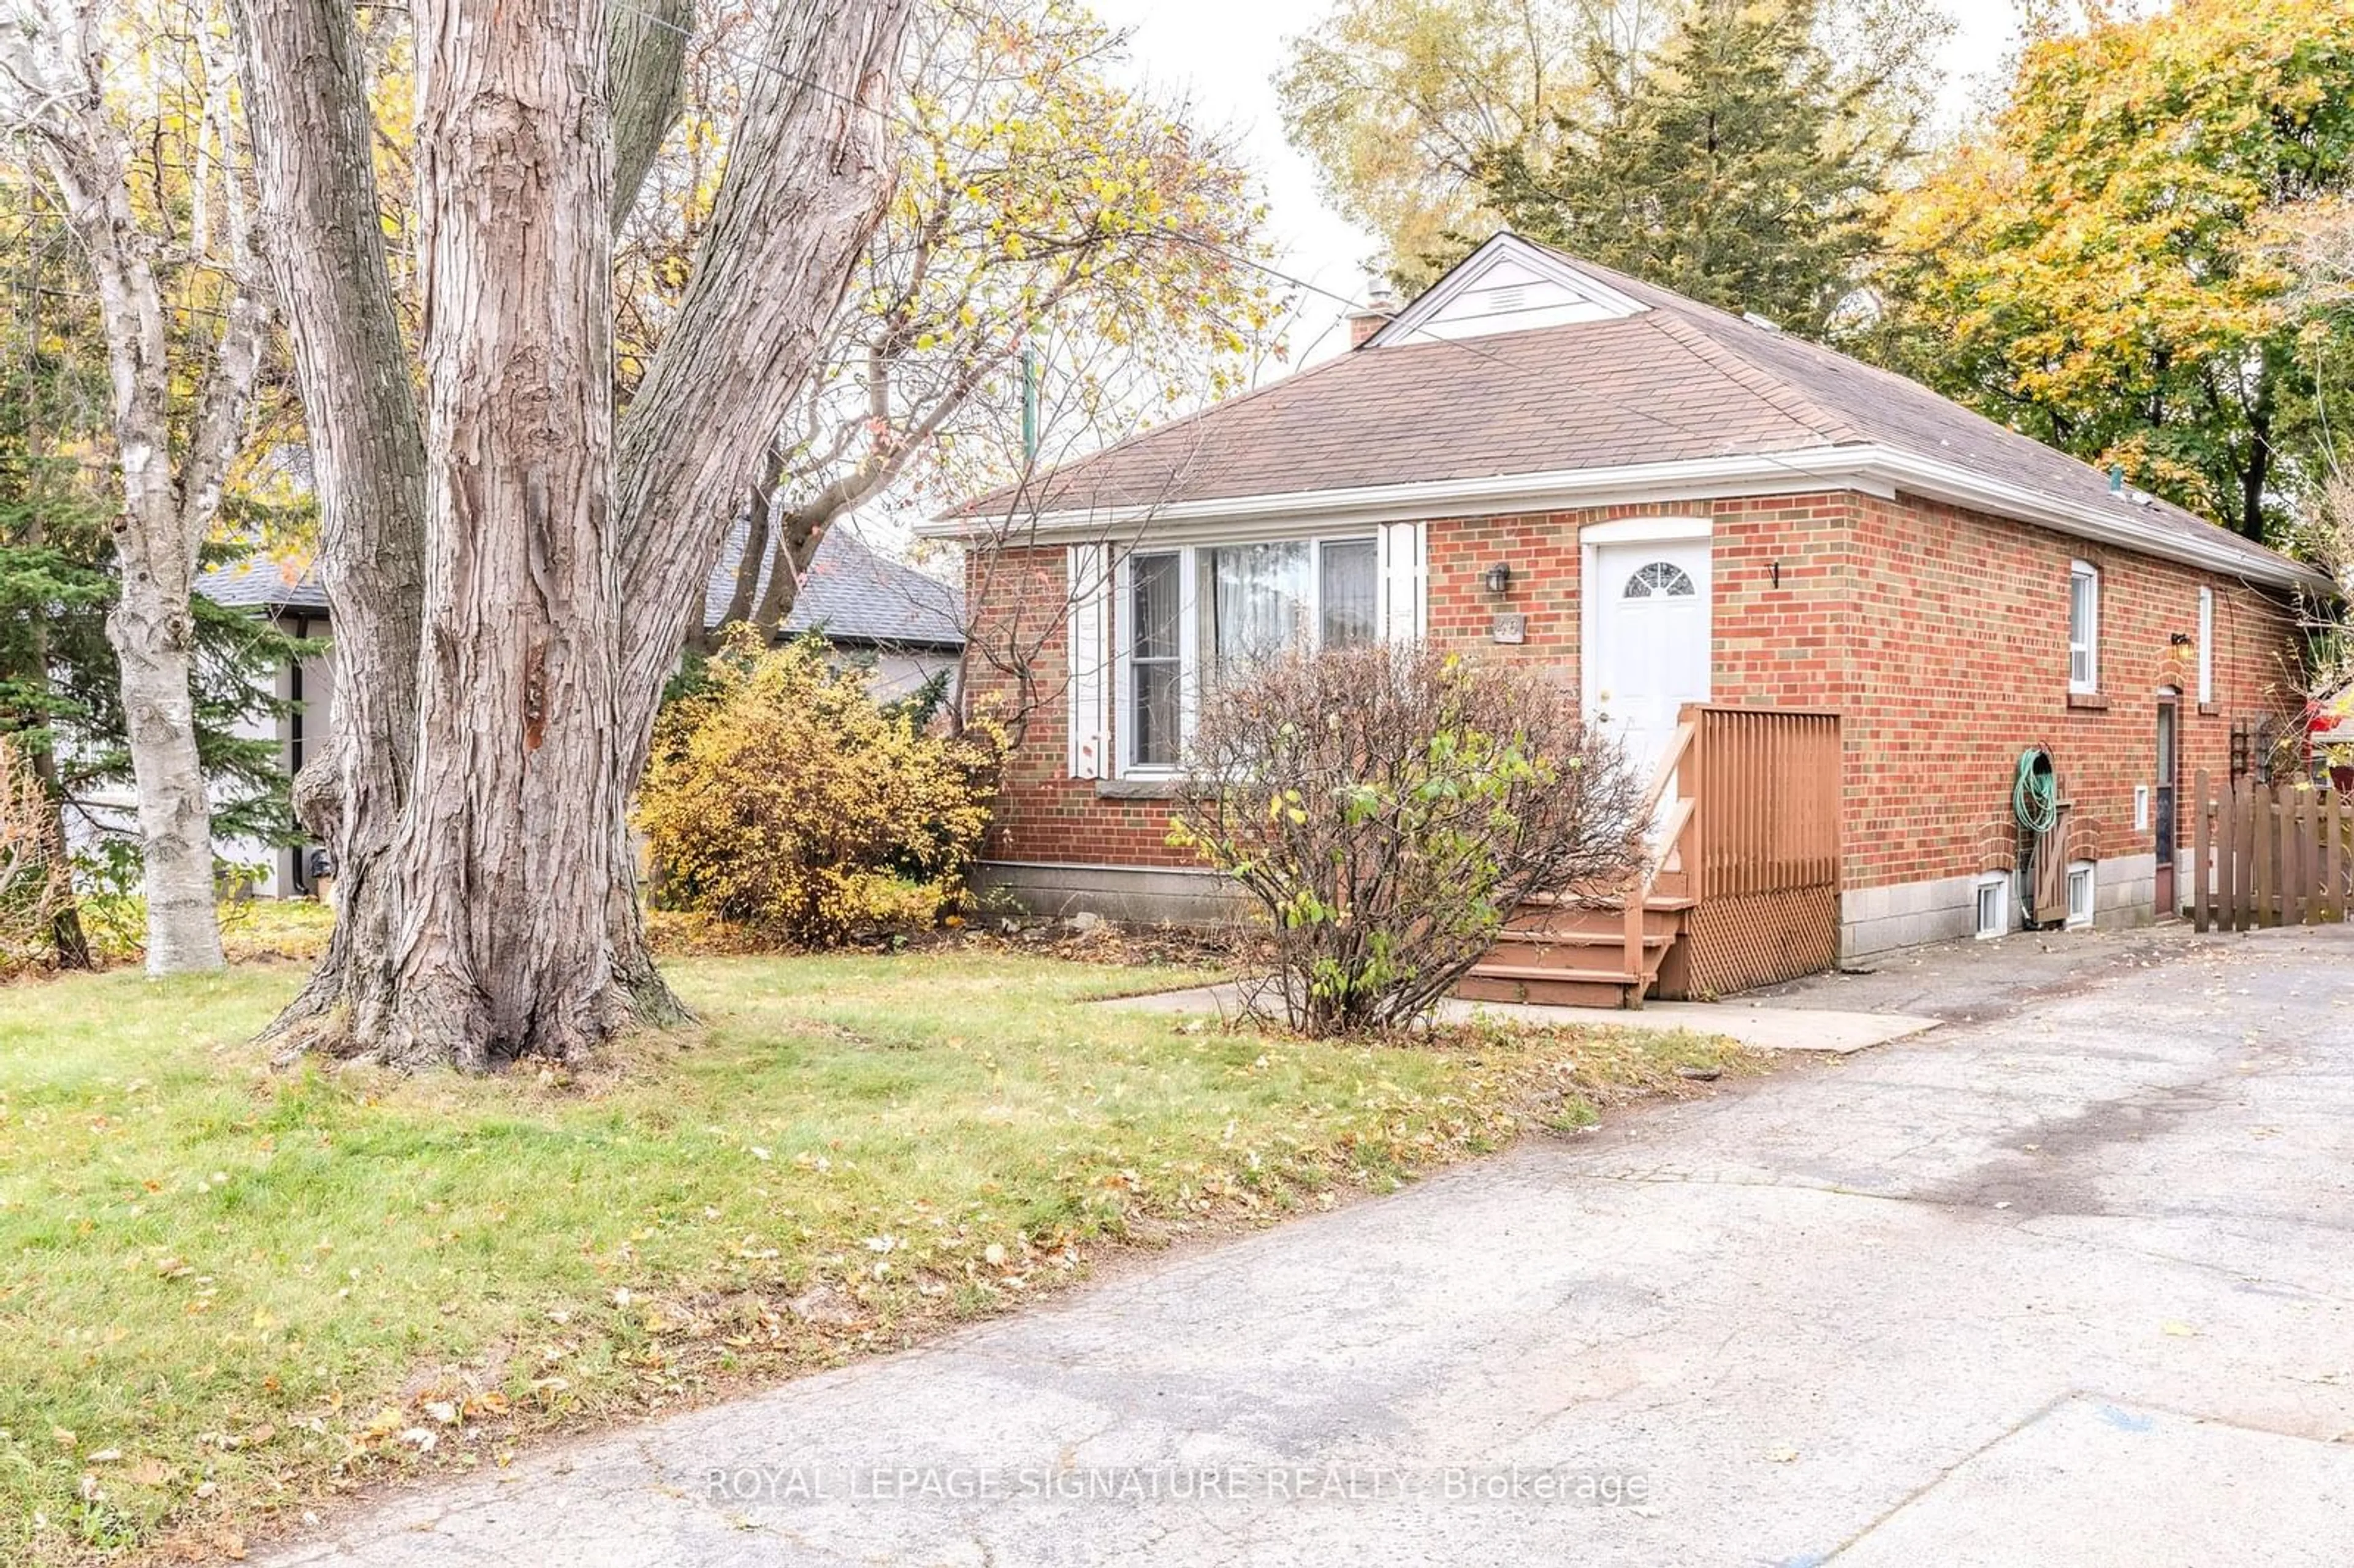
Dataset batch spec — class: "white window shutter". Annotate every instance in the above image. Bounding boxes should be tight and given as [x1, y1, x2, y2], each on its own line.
[1376, 520, 1426, 642]
[1065, 543, 1110, 778]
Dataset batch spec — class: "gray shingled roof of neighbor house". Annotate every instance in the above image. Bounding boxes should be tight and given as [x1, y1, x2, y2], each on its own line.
[700, 519, 965, 649]
[950, 239, 2317, 592]
[194, 555, 331, 615]
[196, 525, 965, 649]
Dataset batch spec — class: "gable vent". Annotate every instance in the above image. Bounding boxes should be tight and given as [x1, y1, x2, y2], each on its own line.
[1482, 284, 1529, 314]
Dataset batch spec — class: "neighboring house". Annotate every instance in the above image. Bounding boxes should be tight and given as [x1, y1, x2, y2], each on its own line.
[698, 519, 966, 702]
[931, 234, 2329, 989]
[197, 523, 965, 897]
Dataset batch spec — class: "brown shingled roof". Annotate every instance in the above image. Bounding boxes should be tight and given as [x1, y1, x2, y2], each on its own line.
[956, 309, 1838, 516]
[950, 235, 2317, 592]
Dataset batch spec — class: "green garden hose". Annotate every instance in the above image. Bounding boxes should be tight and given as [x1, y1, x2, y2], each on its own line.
[2014, 747, 2060, 835]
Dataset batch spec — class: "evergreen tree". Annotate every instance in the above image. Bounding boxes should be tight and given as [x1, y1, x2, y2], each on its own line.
[1469, 0, 1910, 337]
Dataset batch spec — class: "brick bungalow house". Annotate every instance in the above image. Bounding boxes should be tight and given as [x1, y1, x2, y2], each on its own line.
[932, 234, 2329, 992]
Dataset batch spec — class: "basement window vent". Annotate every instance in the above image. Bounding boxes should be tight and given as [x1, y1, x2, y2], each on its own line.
[1975, 873, 2010, 940]
[2066, 862, 2095, 929]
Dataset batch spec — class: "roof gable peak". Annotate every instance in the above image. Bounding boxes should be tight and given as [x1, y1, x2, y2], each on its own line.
[1365, 233, 1648, 349]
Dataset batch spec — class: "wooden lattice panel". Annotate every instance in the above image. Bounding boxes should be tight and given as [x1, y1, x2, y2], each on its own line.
[1673, 885, 1838, 1000]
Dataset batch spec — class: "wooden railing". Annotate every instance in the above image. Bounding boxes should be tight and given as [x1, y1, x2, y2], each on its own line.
[1623, 717, 1699, 986]
[1685, 706, 1842, 903]
[1637, 704, 1844, 999]
[2191, 772, 2350, 931]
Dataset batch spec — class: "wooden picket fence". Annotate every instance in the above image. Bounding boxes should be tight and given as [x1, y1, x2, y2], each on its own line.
[2190, 771, 2352, 932]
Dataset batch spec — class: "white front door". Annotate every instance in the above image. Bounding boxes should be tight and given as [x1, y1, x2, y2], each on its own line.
[1591, 539, 1712, 786]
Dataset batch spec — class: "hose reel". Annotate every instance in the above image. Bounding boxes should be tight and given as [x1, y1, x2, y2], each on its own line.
[2014, 747, 2066, 927]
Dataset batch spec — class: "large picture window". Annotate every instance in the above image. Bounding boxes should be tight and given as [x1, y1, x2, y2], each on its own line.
[1119, 534, 1379, 773]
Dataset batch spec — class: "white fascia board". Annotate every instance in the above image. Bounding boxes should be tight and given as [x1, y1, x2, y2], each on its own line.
[924, 443, 2328, 595]
[920, 449, 1876, 544]
[1854, 449, 2329, 595]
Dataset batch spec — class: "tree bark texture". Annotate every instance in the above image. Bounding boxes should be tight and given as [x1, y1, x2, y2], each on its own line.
[230, 0, 430, 1037]
[1, 12, 270, 975]
[378, 0, 623, 1068]
[606, 0, 691, 227]
[232, 0, 913, 1066]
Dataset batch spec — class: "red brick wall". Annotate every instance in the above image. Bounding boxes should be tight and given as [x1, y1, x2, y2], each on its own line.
[1841, 493, 2302, 892]
[963, 545, 1191, 868]
[965, 493, 2305, 894]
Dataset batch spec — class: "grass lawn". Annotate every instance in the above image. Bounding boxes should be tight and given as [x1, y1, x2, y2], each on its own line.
[0, 948, 1753, 1564]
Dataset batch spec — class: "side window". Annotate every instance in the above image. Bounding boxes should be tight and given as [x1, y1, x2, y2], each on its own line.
[1319, 539, 1378, 647]
[2068, 561, 2100, 694]
[1127, 552, 1182, 769]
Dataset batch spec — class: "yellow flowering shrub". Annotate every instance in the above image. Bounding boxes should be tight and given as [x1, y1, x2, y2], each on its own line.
[636, 635, 1000, 946]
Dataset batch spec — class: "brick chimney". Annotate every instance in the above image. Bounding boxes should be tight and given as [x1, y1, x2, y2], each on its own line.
[1349, 286, 1400, 349]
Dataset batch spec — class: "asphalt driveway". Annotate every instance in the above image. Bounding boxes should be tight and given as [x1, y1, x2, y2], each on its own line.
[272, 926, 2354, 1567]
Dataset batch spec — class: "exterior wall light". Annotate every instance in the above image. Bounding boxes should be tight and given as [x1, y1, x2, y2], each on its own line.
[1484, 562, 1514, 596]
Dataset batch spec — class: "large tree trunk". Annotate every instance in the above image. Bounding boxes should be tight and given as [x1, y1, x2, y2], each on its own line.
[232, 0, 912, 1068]
[375, 1, 625, 1068]
[231, 0, 430, 1047]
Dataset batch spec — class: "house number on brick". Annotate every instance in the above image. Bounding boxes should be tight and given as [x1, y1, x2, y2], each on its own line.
[1491, 612, 1527, 645]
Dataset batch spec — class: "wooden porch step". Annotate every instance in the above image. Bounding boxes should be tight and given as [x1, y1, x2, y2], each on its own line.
[1506, 908, 1684, 942]
[1455, 972, 1644, 1008]
[1518, 890, 1697, 913]
[1490, 927, 1674, 951]
[1461, 962, 1647, 987]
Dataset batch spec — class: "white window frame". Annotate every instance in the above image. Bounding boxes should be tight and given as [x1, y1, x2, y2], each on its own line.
[1116, 548, 1190, 775]
[2065, 861, 2095, 929]
[1975, 872, 2010, 940]
[2197, 586, 2214, 706]
[2068, 560, 2100, 695]
[1111, 531, 1378, 778]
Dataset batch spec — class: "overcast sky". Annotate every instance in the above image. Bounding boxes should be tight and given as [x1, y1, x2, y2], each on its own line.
[1087, 0, 2028, 376]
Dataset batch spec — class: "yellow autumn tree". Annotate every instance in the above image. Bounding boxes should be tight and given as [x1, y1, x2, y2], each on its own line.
[1868, 0, 2354, 544]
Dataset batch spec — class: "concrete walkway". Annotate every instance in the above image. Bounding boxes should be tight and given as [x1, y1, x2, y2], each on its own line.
[269, 926, 2354, 1567]
[1100, 981, 1940, 1054]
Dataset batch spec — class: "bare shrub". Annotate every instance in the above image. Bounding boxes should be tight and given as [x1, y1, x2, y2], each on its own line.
[1171, 644, 1644, 1036]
